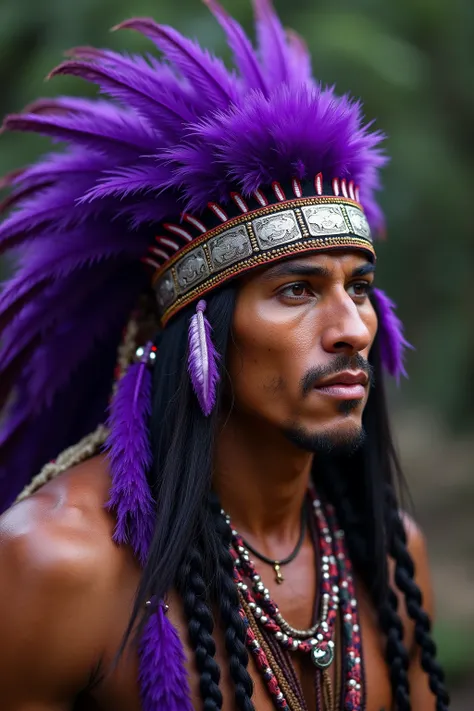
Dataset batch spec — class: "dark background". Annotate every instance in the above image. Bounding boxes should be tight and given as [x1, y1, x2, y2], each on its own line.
[0, 0, 473, 704]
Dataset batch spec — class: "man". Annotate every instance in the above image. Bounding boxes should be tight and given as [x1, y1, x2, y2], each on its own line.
[0, 1, 449, 710]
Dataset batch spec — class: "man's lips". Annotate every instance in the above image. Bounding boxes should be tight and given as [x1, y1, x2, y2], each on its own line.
[313, 370, 368, 400]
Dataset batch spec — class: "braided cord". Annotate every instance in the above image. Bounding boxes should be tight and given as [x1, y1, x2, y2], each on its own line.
[385, 485, 450, 710]
[15, 423, 108, 503]
[177, 544, 223, 711]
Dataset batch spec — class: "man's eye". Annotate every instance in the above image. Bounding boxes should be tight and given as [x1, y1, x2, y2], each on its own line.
[279, 282, 313, 299]
[347, 281, 372, 298]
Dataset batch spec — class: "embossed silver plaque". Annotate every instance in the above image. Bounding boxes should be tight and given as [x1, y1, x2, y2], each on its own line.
[155, 272, 176, 311]
[175, 246, 209, 293]
[252, 210, 301, 251]
[208, 224, 252, 269]
[346, 206, 372, 241]
[301, 204, 347, 237]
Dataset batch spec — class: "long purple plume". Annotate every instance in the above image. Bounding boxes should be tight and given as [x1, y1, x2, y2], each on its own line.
[0, 0, 388, 507]
[205, 0, 268, 94]
[139, 605, 193, 711]
[187, 300, 220, 417]
[373, 288, 412, 382]
[105, 348, 155, 565]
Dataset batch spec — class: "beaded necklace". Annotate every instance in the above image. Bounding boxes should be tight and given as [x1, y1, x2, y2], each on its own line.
[226, 488, 365, 710]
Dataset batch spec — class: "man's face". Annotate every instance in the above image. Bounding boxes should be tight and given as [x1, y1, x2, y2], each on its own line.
[227, 251, 378, 452]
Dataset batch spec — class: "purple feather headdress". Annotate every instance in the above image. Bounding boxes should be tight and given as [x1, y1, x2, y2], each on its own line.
[0, 0, 395, 512]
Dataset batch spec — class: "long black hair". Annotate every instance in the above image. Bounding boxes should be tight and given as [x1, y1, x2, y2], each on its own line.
[130, 284, 449, 711]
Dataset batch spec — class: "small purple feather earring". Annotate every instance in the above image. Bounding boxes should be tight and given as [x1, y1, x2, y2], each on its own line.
[187, 300, 220, 416]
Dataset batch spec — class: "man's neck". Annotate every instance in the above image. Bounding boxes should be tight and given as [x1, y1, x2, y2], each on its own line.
[213, 409, 313, 542]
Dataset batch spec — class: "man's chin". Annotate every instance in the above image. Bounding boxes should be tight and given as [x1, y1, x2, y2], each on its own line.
[283, 418, 365, 456]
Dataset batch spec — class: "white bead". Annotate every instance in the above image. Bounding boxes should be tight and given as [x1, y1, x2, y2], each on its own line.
[353, 624, 360, 632]
[260, 615, 268, 624]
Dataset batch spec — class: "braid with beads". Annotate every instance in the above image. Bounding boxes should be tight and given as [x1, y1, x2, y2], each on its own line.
[208, 492, 255, 711]
[176, 542, 223, 710]
[384, 484, 450, 710]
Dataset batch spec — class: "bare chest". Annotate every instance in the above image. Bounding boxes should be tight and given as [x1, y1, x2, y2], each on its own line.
[89, 575, 397, 711]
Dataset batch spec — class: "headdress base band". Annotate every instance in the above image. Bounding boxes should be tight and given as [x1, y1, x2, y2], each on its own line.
[152, 196, 375, 325]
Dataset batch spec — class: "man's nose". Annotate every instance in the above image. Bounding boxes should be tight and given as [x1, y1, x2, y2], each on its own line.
[320, 297, 373, 357]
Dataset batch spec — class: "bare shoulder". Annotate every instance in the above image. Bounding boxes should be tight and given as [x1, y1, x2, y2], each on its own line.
[0, 455, 138, 706]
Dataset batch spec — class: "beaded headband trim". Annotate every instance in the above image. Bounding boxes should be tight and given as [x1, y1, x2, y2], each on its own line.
[150, 193, 374, 325]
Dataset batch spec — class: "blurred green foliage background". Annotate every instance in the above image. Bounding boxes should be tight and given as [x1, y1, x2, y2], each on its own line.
[0, 0, 473, 703]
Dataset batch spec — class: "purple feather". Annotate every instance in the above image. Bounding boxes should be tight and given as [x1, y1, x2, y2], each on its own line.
[105, 344, 155, 565]
[50, 61, 196, 134]
[0, 334, 118, 513]
[3, 108, 157, 157]
[204, 0, 268, 94]
[139, 604, 193, 711]
[253, 0, 290, 85]
[0, 225, 147, 329]
[13, 149, 111, 189]
[81, 163, 171, 202]
[373, 288, 412, 382]
[187, 300, 220, 417]
[285, 28, 313, 85]
[115, 18, 240, 108]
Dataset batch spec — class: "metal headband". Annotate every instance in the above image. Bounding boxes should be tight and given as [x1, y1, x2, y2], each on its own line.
[152, 195, 374, 325]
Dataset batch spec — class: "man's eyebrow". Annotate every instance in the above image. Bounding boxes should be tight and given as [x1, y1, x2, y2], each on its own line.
[261, 260, 376, 281]
[261, 262, 332, 280]
[351, 263, 376, 277]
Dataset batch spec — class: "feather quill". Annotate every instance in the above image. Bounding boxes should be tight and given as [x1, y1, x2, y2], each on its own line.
[187, 300, 220, 417]
[105, 344, 155, 565]
[139, 604, 193, 711]
[373, 288, 412, 382]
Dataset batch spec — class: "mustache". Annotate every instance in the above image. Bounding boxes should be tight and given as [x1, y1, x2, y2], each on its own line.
[301, 353, 374, 397]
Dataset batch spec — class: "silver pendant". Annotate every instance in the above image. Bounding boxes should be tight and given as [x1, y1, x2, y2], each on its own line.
[311, 644, 334, 669]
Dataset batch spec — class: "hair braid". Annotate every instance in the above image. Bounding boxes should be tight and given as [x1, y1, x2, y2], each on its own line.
[176, 542, 223, 711]
[319, 460, 412, 710]
[208, 492, 255, 711]
[378, 588, 412, 711]
[384, 484, 450, 710]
